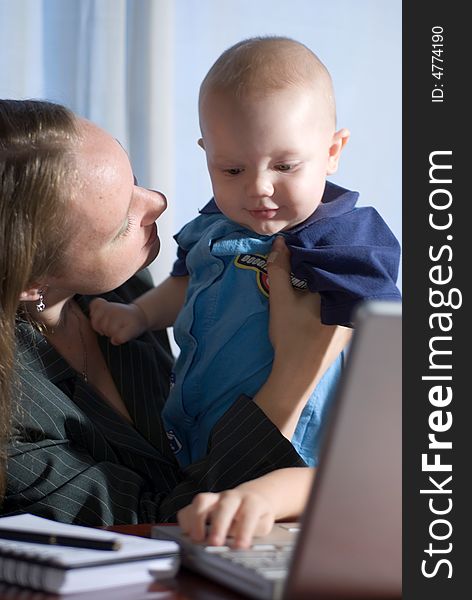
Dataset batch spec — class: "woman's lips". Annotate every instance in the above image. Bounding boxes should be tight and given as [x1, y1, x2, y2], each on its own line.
[248, 209, 279, 220]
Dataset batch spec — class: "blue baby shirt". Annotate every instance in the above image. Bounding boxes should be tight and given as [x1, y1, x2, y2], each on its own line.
[164, 182, 401, 467]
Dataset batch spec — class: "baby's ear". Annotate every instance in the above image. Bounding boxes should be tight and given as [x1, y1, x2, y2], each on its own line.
[327, 128, 350, 175]
[197, 138, 205, 150]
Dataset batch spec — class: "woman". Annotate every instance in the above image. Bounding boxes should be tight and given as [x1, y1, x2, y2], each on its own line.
[0, 99, 348, 545]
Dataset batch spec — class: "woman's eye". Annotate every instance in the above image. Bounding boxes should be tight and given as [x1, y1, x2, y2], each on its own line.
[223, 168, 243, 176]
[118, 216, 135, 239]
[122, 221, 133, 236]
[275, 164, 293, 172]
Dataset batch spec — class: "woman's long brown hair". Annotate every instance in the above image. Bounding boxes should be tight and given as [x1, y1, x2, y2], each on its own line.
[0, 99, 78, 500]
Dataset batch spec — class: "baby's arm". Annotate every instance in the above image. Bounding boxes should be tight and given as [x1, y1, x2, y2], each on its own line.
[133, 275, 189, 330]
[177, 467, 314, 548]
[90, 275, 188, 345]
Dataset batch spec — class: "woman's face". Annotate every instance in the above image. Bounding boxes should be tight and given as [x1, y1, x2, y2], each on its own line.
[51, 118, 167, 295]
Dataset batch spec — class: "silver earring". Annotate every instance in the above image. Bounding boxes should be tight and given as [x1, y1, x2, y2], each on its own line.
[36, 292, 46, 312]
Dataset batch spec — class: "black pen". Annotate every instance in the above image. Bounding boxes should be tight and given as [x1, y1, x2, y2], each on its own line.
[0, 528, 122, 551]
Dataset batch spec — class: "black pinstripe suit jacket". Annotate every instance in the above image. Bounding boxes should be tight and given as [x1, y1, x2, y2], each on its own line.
[3, 271, 304, 526]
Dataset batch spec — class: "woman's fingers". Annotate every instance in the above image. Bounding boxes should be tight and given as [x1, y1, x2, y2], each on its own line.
[178, 490, 275, 548]
[266, 237, 294, 349]
[266, 237, 322, 353]
[229, 495, 270, 548]
[177, 492, 219, 542]
[267, 236, 321, 318]
[207, 491, 242, 545]
[266, 236, 292, 301]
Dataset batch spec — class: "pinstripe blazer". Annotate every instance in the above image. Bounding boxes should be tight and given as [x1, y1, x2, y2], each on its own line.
[3, 271, 304, 526]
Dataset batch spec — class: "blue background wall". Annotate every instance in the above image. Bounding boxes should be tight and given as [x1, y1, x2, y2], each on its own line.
[173, 0, 402, 287]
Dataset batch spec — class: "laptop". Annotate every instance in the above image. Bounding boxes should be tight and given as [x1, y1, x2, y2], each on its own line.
[152, 300, 402, 599]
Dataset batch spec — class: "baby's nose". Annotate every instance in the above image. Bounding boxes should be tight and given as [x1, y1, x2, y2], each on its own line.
[246, 173, 274, 198]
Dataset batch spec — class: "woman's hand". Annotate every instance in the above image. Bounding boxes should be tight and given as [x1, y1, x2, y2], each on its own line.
[266, 236, 350, 360]
[254, 237, 352, 437]
[177, 467, 314, 548]
[177, 489, 275, 549]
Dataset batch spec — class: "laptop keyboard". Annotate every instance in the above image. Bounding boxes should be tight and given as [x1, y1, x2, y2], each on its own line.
[204, 543, 293, 581]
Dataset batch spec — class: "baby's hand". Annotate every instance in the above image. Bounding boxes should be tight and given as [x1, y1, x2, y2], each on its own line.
[177, 489, 275, 549]
[89, 298, 148, 345]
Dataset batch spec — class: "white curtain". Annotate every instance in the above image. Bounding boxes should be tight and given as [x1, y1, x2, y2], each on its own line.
[0, 0, 175, 284]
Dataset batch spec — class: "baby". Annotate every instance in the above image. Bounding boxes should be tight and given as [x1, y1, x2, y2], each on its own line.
[90, 36, 401, 468]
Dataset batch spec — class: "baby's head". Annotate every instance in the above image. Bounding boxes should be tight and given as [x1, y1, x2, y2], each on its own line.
[198, 36, 350, 235]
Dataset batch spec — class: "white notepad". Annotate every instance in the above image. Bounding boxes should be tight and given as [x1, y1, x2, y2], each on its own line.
[0, 513, 179, 594]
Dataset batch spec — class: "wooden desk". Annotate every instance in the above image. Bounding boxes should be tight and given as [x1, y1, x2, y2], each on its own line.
[0, 524, 244, 600]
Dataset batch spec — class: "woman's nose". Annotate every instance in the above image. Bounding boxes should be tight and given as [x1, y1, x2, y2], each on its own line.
[246, 173, 274, 198]
[144, 189, 167, 223]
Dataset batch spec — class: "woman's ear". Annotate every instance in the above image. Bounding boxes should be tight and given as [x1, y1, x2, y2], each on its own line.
[197, 138, 205, 150]
[327, 128, 350, 175]
[19, 285, 42, 302]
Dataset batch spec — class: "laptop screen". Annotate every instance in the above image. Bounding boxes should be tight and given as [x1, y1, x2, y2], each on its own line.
[286, 301, 402, 599]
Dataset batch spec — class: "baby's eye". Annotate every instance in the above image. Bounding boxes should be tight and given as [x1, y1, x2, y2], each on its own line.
[223, 168, 243, 176]
[275, 164, 293, 172]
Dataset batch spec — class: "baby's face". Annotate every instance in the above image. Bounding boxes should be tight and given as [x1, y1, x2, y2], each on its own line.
[199, 88, 343, 235]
